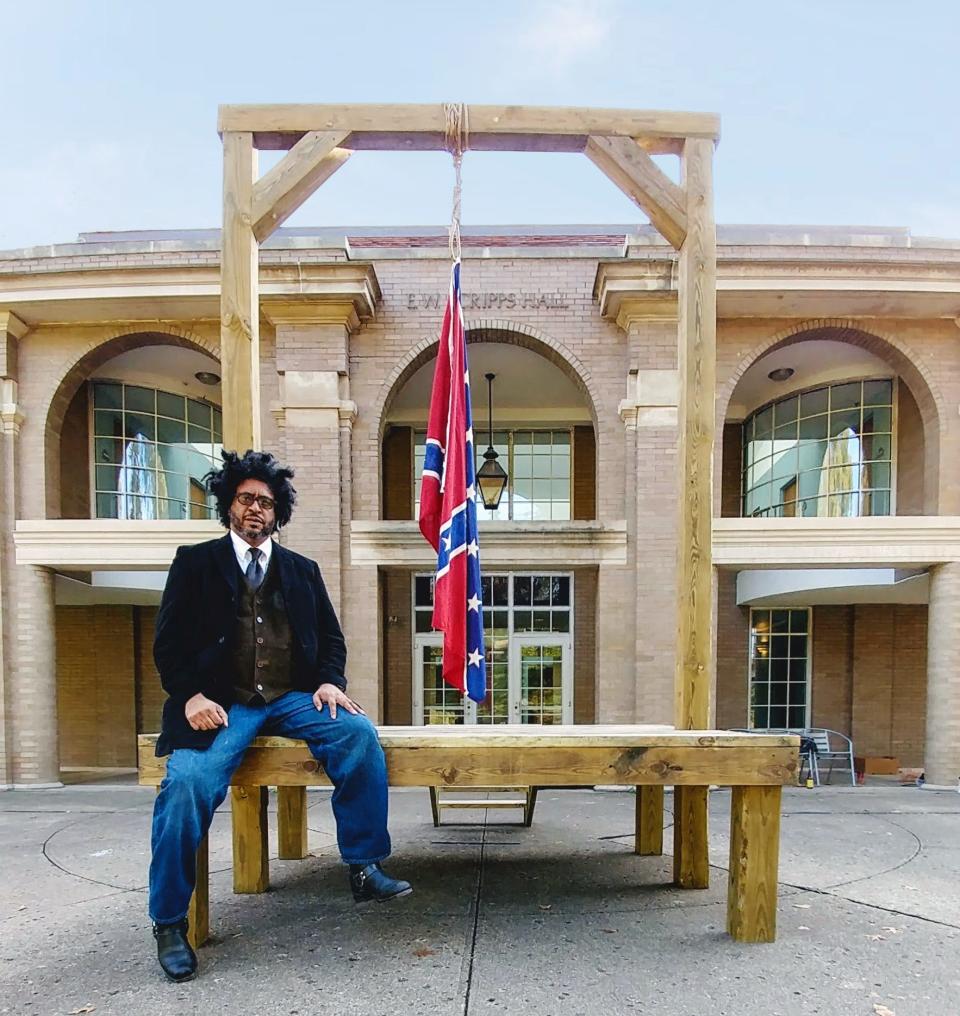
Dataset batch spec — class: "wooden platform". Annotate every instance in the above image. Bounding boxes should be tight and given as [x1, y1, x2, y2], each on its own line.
[139, 725, 798, 945]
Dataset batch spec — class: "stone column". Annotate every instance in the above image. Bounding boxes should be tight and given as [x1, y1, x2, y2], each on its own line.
[924, 562, 960, 787]
[0, 312, 28, 788]
[617, 299, 681, 725]
[263, 295, 380, 716]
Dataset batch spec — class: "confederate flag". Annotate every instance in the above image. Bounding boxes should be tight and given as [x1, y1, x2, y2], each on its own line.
[418, 261, 487, 703]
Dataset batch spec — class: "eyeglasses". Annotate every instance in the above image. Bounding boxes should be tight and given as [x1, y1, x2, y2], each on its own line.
[235, 492, 276, 511]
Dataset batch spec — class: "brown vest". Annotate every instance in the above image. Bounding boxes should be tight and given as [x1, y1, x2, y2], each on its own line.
[230, 554, 294, 705]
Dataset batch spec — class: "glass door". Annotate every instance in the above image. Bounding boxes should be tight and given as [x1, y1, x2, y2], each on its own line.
[510, 634, 573, 724]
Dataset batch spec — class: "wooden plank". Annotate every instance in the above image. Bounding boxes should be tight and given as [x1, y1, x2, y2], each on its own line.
[231, 785, 269, 893]
[673, 785, 710, 889]
[250, 131, 351, 242]
[140, 742, 797, 788]
[428, 787, 440, 827]
[220, 131, 260, 452]
[727, 785, 782, 943]
[277, 785, 308, 859]
[585, 136, 687, 249]
[218, 104, 721, 147]
[674, 137, 717, 731]
[636, 785, 664, 855]
[140, 727, 800, 751]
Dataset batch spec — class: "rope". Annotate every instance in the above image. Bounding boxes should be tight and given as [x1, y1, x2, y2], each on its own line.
[443, 103, 469, 262]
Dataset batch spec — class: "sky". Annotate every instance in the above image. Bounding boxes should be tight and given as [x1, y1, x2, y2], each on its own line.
[3, 0, 959, 250]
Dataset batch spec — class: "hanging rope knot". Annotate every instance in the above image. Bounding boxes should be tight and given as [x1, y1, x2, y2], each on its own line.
[443, 103, 469, 262]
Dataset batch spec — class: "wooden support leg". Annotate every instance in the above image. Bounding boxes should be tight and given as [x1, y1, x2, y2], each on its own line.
[277, 786, 309, 859]
[187, 835, 209, 948]
[231, 785, 269, 893]
[727, 785, 781, 943]
[428, 787, 440, 827]
[523, 787, 539, 827]
[635, 785, 664, 855]
[672, 785, 709, 888]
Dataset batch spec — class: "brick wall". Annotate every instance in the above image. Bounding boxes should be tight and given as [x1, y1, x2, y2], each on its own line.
[135, 606, 164, 735]
[59, 384, 89, 519]
[811, 606, 854, 736]
[715, 571, 749, 727]
[56, 605, 137, 767]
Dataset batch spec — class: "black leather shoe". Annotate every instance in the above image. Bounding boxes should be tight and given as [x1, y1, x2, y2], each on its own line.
[349, 863, 413, 903]
[153, 919, 198, 982]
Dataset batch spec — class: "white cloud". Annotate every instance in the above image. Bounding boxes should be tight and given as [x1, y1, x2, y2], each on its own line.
[514, 0, 618, 70]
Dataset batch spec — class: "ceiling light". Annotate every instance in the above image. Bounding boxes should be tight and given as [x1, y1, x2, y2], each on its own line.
[194, 371, 221, 385]
[767, 367, 795, 382]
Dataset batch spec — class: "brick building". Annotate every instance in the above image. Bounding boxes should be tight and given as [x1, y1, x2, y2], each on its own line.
[1, 223, 958, 788]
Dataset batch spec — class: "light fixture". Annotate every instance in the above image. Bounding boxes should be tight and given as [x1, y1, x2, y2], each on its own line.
[476, 372, 508, 511]
[195, 370, 221, 386]
[767, 367, 795, 383]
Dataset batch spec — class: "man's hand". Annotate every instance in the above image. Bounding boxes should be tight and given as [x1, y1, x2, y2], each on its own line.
[185, 692, 229, 731]
[313, 683, 364, 719]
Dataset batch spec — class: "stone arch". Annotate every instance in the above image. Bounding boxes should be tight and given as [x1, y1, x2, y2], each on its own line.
[716, 319, 943, 515]
[374, 318, 601, 444]
[43, 327, 220, 518]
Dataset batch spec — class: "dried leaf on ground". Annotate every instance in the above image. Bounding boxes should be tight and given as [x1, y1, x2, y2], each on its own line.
[792, 903, 811, 909]
[413, 947, 436, 958]
[538, 904, 552, 911]
[873, 1004, 896, 1016]
[67, 1008, 96, 1015]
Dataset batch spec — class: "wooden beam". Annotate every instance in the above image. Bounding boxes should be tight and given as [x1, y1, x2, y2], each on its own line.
[585, 136, 687, 250]
[635, 785, 664, 855]
[220, 131, 260, 452]
[277, 785, 309, 859]
[674, 137, 717, 731]
[231, 785, 269, 893]
[672, 785, 709, 889]
[251, 131, 351, 242]
[218, 103, 720, 151]
[187, 835, 209, 949]
[727, 786, 781, 943]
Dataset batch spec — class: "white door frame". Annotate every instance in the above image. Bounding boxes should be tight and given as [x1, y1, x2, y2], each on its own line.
[509, 632, 574, 724]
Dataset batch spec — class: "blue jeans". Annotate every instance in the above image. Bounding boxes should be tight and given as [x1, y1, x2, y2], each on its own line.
[149, 691, 390, 924]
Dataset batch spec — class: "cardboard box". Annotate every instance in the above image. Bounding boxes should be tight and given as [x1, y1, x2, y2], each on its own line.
[854, 755, 900, 776]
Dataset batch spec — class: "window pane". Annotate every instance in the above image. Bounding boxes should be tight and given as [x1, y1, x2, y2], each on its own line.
[774, 395, 798, 426]
[551, 576, 570, 606]
[800, 388, 828, 417]
[798, 415, 828, 442]
[863, 380, 893, 406]
[94, 409, 123, 436]
[492, 575, 509, 606]
[788, 706, 806, 728]
[768, 706, 788, 728]
[157, 391, 185, 419]
[415, 576, 433, 607]
[552, 611, 570, 633]
[93, 383, 122, 410]
[771, 611, 790, 633]
[96, 493, 118, 518]
[157, 417, 186, 444]
[514, 577, 532, 606]
[789, 609, 808, 632]
[125, 386, 155, 414]
[514, 610, 532, 632]
[124, 414, 155, 441]
[829, 410, 860, 438]
[861, 407, 891, 434]
[533, 577, 551, 605]
[769, 683, 788, 705]
[95, 464, 117, 491]
[865, 462, 891, 489]
[533, 610, 550, 631]
[187, 399, 211, 428]
[830, 381, 862, 412]
[187, 425, 211, 446]
[95, 436, 123, 464]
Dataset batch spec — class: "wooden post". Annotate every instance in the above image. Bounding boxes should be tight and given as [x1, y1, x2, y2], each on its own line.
[635, 785, 664, 855]
[220, 130, 260, 452]
[672, 136, 716, 892]
[231, 785, 269, 893]
[187, 835, 210, 949]
[673, 785, 710, 888]
[277, 785, 309, 859]
[674, 136, 716, 731]
[727, 785, 781, 943]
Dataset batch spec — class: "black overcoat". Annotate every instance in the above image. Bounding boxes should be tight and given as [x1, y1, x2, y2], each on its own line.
[153, 534, 347, 756]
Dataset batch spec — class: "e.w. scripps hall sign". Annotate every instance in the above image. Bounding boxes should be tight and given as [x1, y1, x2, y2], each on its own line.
[405, 290, 569, 311]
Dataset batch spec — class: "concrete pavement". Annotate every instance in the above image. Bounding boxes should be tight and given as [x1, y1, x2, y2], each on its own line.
[1, 782, 958, 1016]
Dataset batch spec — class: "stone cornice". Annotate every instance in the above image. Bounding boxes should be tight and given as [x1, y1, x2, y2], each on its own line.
[350, 521, 628, 567]
[595, 258, 960, 324]
[0, 262, 381, 327]
[714, 517, 960, 569]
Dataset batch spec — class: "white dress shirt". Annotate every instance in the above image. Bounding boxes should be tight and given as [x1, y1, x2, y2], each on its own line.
[229, 529, 274, 575]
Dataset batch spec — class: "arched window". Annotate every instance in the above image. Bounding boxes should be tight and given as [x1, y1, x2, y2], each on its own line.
[741, 379, 894, 518]
[91, 382, 222, 519]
